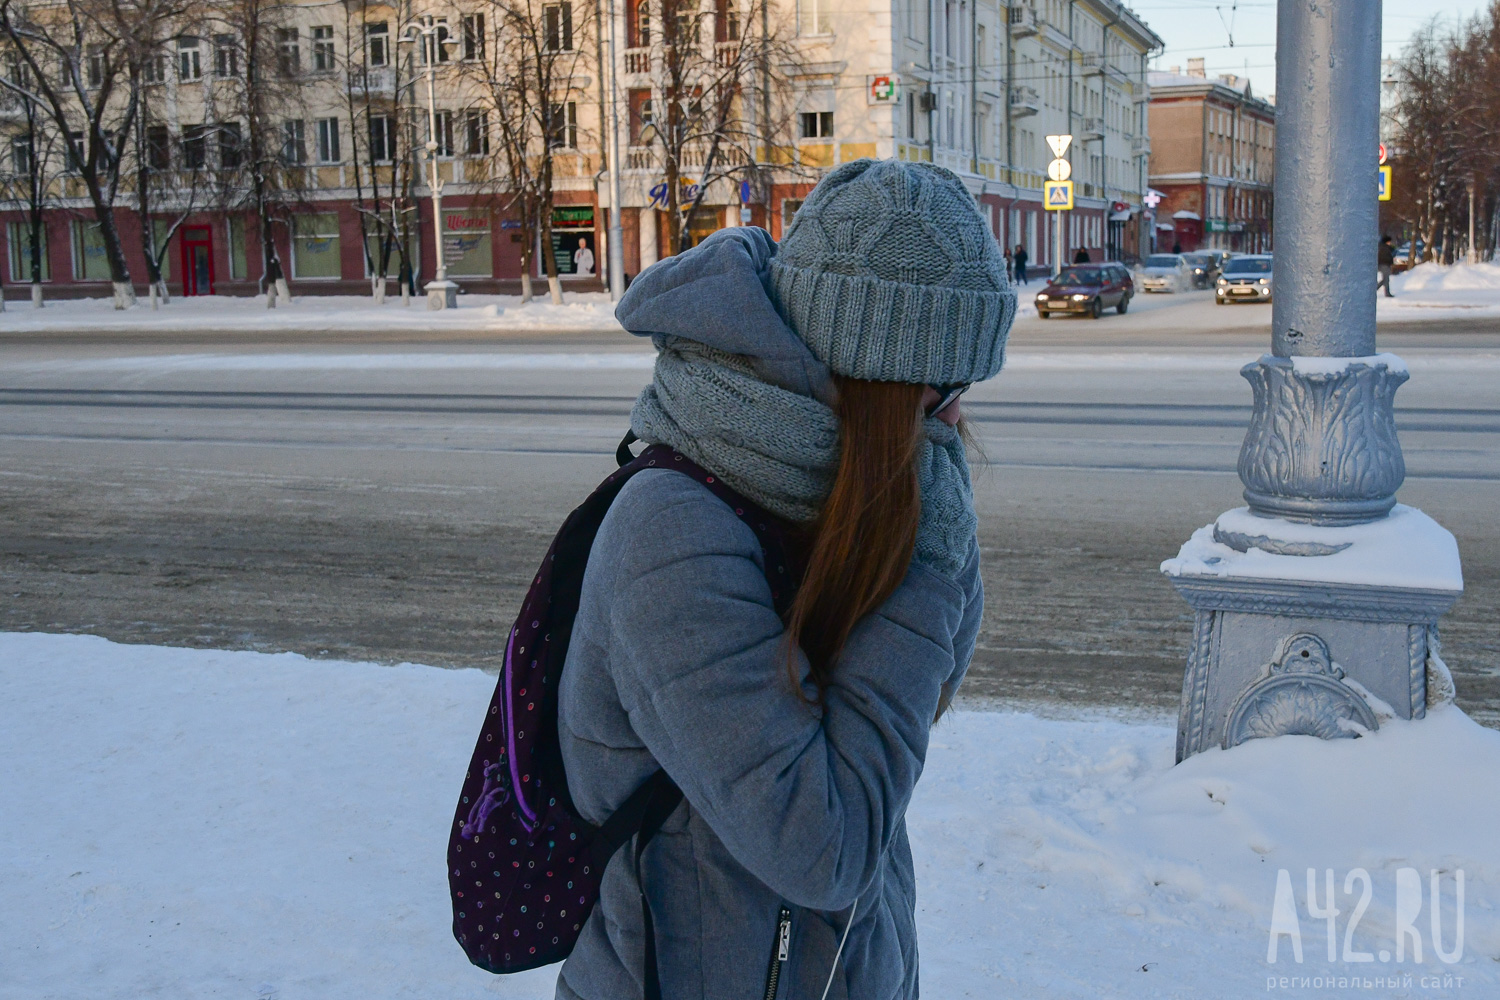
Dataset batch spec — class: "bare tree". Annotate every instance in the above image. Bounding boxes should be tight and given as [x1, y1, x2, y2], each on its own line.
[0, 50, 62, 306]
[0, 0, 188, 306]
[630, 0, 803, 256]
[468, 0, 597, 303]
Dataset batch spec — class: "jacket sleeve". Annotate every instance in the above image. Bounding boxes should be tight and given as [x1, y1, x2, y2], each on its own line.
[597, 470, 982, 911]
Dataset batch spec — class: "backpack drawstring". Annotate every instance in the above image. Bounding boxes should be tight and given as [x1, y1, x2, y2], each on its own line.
[819, 894, 858, 1000]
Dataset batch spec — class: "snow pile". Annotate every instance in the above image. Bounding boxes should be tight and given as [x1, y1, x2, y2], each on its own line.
[1384, 262, 1500, 315]
[0, 292, 626, 333]
[3, 632, 1497, 998]
[1289, 353, 1408, 377]
[1163, 504, 1464, 592]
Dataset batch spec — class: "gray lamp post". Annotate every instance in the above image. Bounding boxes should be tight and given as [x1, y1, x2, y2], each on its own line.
[399, 17, 460, 310]
[1162, 0, 1464, 761]
[604, 0, 626, 300]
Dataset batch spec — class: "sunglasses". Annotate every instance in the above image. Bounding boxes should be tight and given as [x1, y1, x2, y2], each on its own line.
[925, 382, 971, 418]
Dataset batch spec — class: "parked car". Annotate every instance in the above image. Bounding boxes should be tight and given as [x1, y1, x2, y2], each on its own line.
[1140, 254, 1192, 293]
[1034, 263, 1135, 319]
[1215, 254, 1273, 304]
[1392, 241, 1424, 272]
[1182, 252, 1222, 288]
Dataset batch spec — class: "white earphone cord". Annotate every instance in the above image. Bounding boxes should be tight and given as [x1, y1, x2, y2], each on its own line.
[819, 895, 859, 1000]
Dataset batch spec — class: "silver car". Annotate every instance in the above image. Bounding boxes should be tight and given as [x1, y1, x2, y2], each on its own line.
[1215, 254, 1273, 304]
[1140, 253, 1192, 293]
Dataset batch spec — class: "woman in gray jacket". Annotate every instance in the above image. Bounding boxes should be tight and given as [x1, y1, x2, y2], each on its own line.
[556, 159, 1016, 999]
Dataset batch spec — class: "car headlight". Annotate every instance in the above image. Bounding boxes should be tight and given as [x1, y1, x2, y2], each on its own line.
[1259, 277, 1270, 285]
[1217, 277, 1228, 285]
[1194, 268, 1204, 274]
[1036, 294, 1048, 302]
[1071, 294, 1088, 301]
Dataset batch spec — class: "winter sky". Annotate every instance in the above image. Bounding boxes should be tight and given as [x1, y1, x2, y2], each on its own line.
[1138, 0, 1492, 99]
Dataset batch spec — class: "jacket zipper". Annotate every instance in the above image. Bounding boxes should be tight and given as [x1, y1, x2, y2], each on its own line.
[762, 906, 791, 1000]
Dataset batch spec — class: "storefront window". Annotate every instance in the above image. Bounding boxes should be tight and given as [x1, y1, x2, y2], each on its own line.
[292, 212, 341, 279]
[71, 220, 111, 281]
[228, 216, 248, 280]
[443, 209, 492, 277]
[7, 221, 49, 282]
[549, 205, 596, 277]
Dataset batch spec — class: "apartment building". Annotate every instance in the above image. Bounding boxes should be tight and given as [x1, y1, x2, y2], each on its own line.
[2, 0, 1161, 299]
[1146, 59, 1274, 254]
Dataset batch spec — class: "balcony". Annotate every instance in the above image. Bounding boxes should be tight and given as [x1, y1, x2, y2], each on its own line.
[624, 48, 650, 75]
[1009, 85, 1040, 117]
[1008, 6, 1038, 37]
[1079, 117, 1104, 140]
[715, 41, 739, 68]
[347, 68, 394, 95]
[1081, 52, 1104, 76]
[626, 145, 654, 170]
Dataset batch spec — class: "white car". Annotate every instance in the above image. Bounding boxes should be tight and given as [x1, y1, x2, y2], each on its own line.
[1140, 253, 1192, 293]
[1215, 254, 1274, 304]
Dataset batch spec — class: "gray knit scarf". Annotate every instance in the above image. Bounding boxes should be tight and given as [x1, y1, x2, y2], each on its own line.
[631, 338, 977, 577]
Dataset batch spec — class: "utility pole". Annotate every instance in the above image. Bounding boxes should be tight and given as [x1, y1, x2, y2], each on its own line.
[399, 17, 458, 309]
[1163, 0, 1463, 761]
[1469, 176, 1477, 265]
[605, 0, 626, 299]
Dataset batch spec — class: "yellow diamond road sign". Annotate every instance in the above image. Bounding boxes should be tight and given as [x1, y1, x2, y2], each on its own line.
[1044, 179, 1074, 211]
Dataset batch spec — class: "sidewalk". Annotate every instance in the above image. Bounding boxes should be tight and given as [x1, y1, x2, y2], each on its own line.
[3, 632, 1497, 997]
[1380, 261, 1500, 318]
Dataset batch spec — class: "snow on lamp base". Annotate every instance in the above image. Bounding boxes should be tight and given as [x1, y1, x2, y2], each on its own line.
[1163, 504, 1463, 762]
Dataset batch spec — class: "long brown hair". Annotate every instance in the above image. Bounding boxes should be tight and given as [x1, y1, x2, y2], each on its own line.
[783, 376, 926, 696]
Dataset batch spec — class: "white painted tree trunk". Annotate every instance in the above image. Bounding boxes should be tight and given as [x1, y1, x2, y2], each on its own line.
[266, 286, 278, 309]
[400, 282, 411, 306]
[519, 272, 533, 303]
[31, 283, 43, 308]
[111, 281, 136, 309]
[149, 284, 160, 310]
[276, 277, 291, 306]
[372, 277, 385, 304]
[547, 275, 563, 305]
[156, 280, 171, 305]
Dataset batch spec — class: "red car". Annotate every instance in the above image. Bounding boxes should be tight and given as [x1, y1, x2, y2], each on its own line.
[1033, 263, 1135, 319]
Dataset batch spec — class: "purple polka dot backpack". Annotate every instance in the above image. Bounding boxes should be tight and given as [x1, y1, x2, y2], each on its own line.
[448, 433, 803, 995]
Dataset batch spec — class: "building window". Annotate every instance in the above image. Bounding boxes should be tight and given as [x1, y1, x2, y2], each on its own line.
[365, 22, 389, 67]
[182, 124, 209, 170]
[715, 0, 739, 42]
[631, 0, 650, 46]
[544, 3, 573, 51]
[281, 119, 306, 164]
[781, 198, 803, 234]
[312, 26, 335, 71]
[214, 34, 238, 77]
[227, 216, 248, 280]
[66, 131, 85, 173]
[464, 111, 489, 156]
[146, 124, 171, 169]
[422, 21, 452, 64]
[71, 220, 111, 280]
[177, 37, 202, 80]
[277, 28, 300, 75]
[86, 44, 104, 87]
[219, 122, 243, 168]
[628, 88, 653, 142]
[369, 114, 396, 161]
[11, 135, 32, 175]
[444, 209, 493, 277]
[7, 220, 50, 282]
[430, 110, 454, 157]
[549, 102, 577, 148]
[142, 50, 168, 84]
[291, 212, 341, 279]
[316, 117, 341, 162]
[799, 110, 833, 139]
[462, 14, 485, 60]
[799, 0, 830, 35]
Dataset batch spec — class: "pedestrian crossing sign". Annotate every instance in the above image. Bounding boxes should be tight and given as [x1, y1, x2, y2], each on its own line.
[1044, 180, 1074, 211]
[1378, 164, 1393, 202]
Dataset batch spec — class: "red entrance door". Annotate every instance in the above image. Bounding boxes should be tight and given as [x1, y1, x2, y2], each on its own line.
[180, 226, 215, 295]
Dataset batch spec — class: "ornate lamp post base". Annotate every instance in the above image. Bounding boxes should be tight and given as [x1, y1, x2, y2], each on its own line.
[1163, 504, 1462, 762]
[426, 279, 458, 310]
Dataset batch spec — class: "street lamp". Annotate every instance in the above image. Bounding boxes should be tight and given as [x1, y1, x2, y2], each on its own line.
[399, 17, 460, 310]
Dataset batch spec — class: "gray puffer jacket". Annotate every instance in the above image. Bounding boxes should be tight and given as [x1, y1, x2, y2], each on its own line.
[554, 235, 984, 1000]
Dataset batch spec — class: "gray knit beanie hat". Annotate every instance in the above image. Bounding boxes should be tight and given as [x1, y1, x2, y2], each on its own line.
[768, 158, 1015, 385]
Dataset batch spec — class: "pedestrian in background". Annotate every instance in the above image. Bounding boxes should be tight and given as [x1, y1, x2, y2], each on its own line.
[1073, 247, 1090, 264]
[553, 159, 1014, 1000]
[1378, 234, 1396, 298]
[1013, 243, 1029, 285]
[1004, 247, 1014, 281]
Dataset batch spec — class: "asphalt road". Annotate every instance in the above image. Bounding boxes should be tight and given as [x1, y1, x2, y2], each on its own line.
[3, 294, 1497, 724]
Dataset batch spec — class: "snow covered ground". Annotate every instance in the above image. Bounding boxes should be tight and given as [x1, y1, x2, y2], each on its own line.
[1381, 262, 1500, 318]
[0, 291, 626, 334]
[4, 632, 1497, 998]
